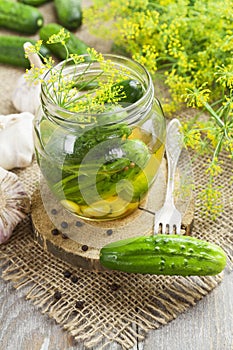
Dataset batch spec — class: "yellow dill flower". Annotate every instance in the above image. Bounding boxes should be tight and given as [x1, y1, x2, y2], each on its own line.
[46, 28, 70, 45]
[87, 47, 104, 62]
[122, 22, 140, 40]
[206, 128, 219, 149]
[34, 40, 43, 53]
[25, 64, 47, 84]
[197, 182, 223, 220]
[133, 45, 158, 73]
[69, 54, 85, 64]
[165, 70, 194, 104]
[129, 0, 148, 9]
[205, 158, 223, 177]
[184, 83, 211, 108]
[24, 40, 42, 57]
[181, 122, 202, 150]
[215, 63, 233, 88]
[158, 0, 175, 5]
[224, 138, 233, 155]
[162, 101, 178, 115]
[42, 56, 54, 70]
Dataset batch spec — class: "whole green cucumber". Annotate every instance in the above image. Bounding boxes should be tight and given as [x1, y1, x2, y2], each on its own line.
[0, 0, 44, 34]
[39, 23, 88, 60]
[18, 0, 51, 6]
[54, 0, 82, 30]
[73, 79, 143, 104]
[111, 79, 143, 104]
[0, 35, 51, 67]
[100, 234, 227, 276]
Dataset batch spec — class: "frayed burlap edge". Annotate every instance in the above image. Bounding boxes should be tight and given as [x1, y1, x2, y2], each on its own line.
[0, 150, 232, 350]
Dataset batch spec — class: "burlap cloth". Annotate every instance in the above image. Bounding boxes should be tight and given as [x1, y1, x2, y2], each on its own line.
[0, 3, 233, 349]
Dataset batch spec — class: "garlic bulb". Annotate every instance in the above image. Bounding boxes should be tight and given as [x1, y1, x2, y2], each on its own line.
[12, 42, 44, 114]
[0, 112, 35, 170]
[12, 74, 41, 114]
[0, 167, 30, 244]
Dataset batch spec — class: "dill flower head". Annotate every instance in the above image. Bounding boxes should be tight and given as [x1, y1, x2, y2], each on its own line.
[46, 28, 70, 45]
[197, 182, 223, 221]
[24, 32, 134, 115]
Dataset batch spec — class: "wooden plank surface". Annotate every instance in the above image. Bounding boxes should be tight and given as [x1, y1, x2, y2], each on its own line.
[0, 1, 232, 349]
[0, 270, 232, 350]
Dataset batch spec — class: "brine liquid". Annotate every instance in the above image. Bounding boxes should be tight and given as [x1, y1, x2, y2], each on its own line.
[37, 127, 165, 221]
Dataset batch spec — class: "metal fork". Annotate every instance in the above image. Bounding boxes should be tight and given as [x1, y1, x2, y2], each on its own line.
[154, 118, 183, 235]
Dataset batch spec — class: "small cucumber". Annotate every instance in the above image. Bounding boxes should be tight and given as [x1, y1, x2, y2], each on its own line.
[17, 0, 51, 6]
[0, 0, 44, 34]
[100, 234, 227, 276]
[112, 79, 144, 104]
[54, 0, 82, 30]
[0, 35, 50, 68]
[39, 23, 88, 60]
[74, 79, 143, 104]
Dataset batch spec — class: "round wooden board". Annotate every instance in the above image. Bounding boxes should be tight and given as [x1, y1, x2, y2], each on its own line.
[31, 154, 195, 271]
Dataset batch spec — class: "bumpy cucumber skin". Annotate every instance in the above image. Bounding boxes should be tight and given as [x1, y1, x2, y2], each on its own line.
[100, 234, 227, 276]
[0, 0, 44, 34]
[54, 0, 82, 30]
[39, 23, 88, 60]
[0, 35, 50, 67]
[18, 0, 51, 6]
[112, 79, 144, 104]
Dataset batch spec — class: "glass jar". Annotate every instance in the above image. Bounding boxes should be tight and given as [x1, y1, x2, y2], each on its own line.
[34, 54, 166, 221]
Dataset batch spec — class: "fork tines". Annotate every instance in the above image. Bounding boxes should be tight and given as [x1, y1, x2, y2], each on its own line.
[156, 223, 179, 235]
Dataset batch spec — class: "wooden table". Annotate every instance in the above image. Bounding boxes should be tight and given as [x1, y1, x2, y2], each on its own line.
[0, 1, 232, 349]
[0, 270, 232, 349]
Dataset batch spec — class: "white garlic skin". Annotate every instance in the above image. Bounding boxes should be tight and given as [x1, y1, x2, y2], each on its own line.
[12, 75, 41, 114]
[0, 167, 30, 244]
[0, 112, 35, 170]
[12, 42, 44, 115]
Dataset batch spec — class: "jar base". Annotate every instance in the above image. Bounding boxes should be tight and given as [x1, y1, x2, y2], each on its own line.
[31, 157, 194, 271]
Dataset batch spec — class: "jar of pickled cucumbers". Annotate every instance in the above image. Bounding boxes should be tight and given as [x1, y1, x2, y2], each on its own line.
[34, 54, 166, 221]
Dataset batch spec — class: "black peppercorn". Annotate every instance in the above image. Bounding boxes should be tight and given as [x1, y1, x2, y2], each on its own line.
[106, 229, 113, 236]
[71, 275, 79, 283]
[81, 245, 88, 251]
[75, 221, 84, 227]
[51, 208, 58, 215]
[75, 300, 84, 310]
[63, 270, 72, 278]
[54, 291, 62, 300]
[51, 228, 60, 236]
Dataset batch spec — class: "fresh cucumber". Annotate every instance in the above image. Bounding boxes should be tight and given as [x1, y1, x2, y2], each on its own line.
[0, 35, 50, 68]
[73, 79, 143, 104]
[0, 0, 44, 34]
[100, 234, 227, 276]
[39, 23, 88, 60]
[112, 79, 144, 104]
[54, 0, 82, 30]
[17, 0, 51, 6]
[74, 79, 144, 109]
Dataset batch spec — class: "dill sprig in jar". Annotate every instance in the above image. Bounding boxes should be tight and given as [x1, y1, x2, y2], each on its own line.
[34, 48, 166, 221]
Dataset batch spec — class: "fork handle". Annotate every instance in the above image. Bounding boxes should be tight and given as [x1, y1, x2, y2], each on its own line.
[165, 119, 183, 204]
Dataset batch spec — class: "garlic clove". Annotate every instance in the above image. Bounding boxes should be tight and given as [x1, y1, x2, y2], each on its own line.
[0, 167, 30, 244]
[24, 42, 43, 69]
[12, 42, 44, 115]
[12, 74, 41, 114]
[0, 112, 35, 170]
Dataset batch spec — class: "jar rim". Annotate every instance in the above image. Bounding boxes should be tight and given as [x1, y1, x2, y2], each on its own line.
[41, 53, 154, 125]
